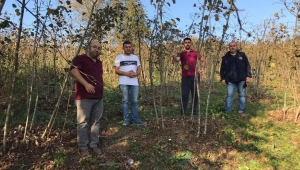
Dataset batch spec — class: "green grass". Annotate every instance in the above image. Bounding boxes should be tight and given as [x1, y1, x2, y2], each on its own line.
[124, 80, 300, 169]
[54, 150, 67, 167]
[100, 78, 300, 170]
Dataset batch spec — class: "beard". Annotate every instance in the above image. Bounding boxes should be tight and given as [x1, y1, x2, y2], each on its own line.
[89, 51, 100, 59]
[230, 49, 237, 53]
[124, 50, 132, 55]
[184, 46, 190, 50]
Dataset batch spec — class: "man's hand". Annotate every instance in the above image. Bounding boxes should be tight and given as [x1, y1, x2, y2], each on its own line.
[221, 80, 226, 86]
[172, 52, 176, 57]
[85, 83, 95, 94]
[126, 70, 137, 78]
[172, 52, 180, 61]
[246, 77, 251, 83]
[198, 68, 204, 74]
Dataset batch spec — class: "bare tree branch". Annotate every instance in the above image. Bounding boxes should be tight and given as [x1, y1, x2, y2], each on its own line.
[0, 0, 6, 14]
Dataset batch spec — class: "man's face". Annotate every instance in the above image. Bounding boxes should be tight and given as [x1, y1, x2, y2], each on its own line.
[184, 40, 192, 50]
[88, 42, 102, 59]
[229, 42, 238, 54]
[123, 43, 132, 55]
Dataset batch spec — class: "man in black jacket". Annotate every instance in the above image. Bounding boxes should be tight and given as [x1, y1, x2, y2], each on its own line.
[220, 41, 252, 116]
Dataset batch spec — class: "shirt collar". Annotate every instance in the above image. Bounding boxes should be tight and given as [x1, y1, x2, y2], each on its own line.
[183, 49, 195, 53]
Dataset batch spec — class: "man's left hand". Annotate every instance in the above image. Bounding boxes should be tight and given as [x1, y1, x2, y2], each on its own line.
[198, 68, 204, 74]
[246, 77, 251, 83]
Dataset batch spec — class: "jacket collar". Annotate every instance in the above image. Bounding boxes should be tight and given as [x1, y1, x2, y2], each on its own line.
[225, 50, 240, 57]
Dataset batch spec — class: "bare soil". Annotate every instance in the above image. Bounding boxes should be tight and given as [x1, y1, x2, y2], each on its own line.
[0, 112, 229, 170]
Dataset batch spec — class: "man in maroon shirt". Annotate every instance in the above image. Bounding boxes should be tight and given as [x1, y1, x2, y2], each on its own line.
[172, 38, 206, 116]
[70, 40, 103, 156]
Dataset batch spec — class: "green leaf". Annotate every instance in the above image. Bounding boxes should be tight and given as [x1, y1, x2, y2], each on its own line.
[15, 9, 21, 16]
[76, 0, 83, 4]
[175, 17, 180, 21]
[214, 14, 219, 21]
[0, 20, 11, 28]
[204, 26, 209, 31]
[57, 22, 62, 27]
[4, 37, 11, 43]
[172, 151, 193, 160]
[66, 0, 71, 5]
[12, 4, 17, 8]
[0, 51, 4, 58]
[171, 20, 176, 26]
[179, 160, 190, 165]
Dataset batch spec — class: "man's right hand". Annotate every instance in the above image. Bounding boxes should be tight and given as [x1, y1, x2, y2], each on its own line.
[126, 70, 136, 78]
[172, 52, 176, 57]
[85, 83, 95, 94]
[172, 52, 180, 61]
[221, 80, 226, 86]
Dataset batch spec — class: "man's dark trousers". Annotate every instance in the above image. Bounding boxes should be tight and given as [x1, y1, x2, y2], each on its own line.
[181, 76, 200, 116]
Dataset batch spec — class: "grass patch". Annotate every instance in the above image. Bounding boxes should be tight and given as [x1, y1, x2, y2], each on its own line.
[54, 150, 67, 167]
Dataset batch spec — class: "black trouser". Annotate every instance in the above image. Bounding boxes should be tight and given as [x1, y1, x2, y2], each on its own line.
[181, 76, 200, 115]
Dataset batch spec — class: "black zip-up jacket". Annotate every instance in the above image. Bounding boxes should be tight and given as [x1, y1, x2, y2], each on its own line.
[220, 50, 252, 83]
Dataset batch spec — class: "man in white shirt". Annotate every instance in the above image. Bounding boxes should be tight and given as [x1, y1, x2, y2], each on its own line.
[114, 41, 146, 125]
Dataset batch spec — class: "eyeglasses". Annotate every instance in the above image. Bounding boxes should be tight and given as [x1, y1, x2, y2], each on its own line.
[90, 46, 102, 50]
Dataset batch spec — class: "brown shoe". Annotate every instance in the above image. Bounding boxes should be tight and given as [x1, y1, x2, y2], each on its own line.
[80, 149, 89, 156]
[92, 147, 102, 155]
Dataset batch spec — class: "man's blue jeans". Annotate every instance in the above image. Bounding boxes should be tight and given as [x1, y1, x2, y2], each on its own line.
[119, 85, 140, 122]
[225, 81, 246, 113]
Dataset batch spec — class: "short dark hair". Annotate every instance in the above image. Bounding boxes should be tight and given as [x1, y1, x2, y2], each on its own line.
[123, 40, 131, 47]
[229, 41, 237, 46]
[183, 37, 191, 43]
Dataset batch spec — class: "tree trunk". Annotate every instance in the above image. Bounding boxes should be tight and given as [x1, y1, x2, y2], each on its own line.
[158, 0, 165, 128]
[203, 3, 232, 135]
[193, 0, 209, 136]
[0, 0, 6, 14]
[3, 0, 25, 152]
[30, 95, 39, 130]
[149, 40, 159, 124]
[60, 83, 73, 141]
[24, 0, 41, 140]
[295, 106, 300, 122]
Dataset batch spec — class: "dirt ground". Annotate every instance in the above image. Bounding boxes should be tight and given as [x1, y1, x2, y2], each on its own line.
[0, 112, 228, 170]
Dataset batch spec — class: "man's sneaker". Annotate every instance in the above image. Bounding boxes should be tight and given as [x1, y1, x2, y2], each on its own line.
[240, 113, 246, 117]
[92, 147, 102, 155]
[122, 119, 130, 126]
[80, 149, 89, 156]
[133, 119, 146, 125]
[239, 112, 246, 117]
